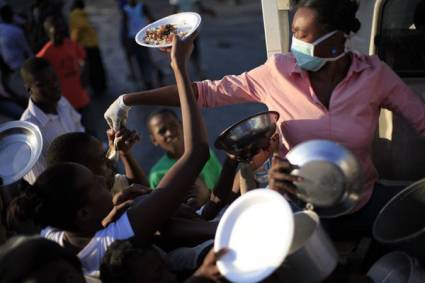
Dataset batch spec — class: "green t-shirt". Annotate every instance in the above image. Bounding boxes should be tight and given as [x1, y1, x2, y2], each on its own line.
[149, 149, 222, 190]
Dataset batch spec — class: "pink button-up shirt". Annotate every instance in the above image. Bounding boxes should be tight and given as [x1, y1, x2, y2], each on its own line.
[196, 52, 425, 208]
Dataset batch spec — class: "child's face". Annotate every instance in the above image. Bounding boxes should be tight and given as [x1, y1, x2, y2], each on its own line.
[78, 166, 113, 225]
[86, 138, 116, 191]
[250, 132, 280, 170]
[26, 68, 61, 105]
[149, 114, 183, 155]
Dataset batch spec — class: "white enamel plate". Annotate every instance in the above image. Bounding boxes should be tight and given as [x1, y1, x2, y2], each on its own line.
[135, 12, 201, 48]
[214, 189, 294, 283]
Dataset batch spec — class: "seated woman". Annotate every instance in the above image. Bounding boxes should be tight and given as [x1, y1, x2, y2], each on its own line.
[17, 32, 211, 276]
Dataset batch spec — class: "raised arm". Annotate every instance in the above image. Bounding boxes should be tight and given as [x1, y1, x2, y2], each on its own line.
[127, 32, 210, 242]
[201, 157, 238, 220]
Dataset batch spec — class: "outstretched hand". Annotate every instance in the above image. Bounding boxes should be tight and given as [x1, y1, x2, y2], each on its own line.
[102, 185, 152, 227]
[107, 127, 140, 155]
[193, 248, 228, 282]
[268, 154, 302, 195]
[164, 30, 200, 70]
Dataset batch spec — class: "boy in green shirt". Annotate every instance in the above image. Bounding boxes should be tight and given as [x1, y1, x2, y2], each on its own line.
[147, 109, 222, 208]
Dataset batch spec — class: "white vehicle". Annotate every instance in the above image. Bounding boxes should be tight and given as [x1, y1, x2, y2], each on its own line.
[261, 0, 425, 183]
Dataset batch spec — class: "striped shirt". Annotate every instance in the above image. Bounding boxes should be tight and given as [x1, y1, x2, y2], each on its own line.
[20, 97, 85, 184]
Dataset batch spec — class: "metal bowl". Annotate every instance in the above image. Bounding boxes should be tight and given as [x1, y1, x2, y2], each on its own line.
[0, 121, 43, 186]
[214, 111, 279, 162]
[367, 251, 425, 283]
[373, 179, 425, 262]
[286, 140, 363, 218]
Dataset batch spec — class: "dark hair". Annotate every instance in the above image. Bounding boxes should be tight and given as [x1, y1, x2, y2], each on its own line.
[43, 15, 65, 31]
[145, 108, 179, 128]
[46, 132, 95, 168]
[0, 236, 83, 282]
[296, 0, 361, 34]
[100, 239, 163, 283]
[71, 0, 85, 10]
[6, 189, 41, 235]
[20, 57, 52, 82]
[16, 163, 90, 231]
[0, 5, 13, 22]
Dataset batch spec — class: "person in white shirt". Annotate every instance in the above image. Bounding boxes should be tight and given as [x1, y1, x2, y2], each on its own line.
[19, 57, 84, 184]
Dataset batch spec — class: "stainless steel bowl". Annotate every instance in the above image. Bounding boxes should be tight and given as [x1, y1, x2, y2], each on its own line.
[0, 121, 43, 186]
[367, 251, 425, 283]
[214, 111, 279, 162]
[373, 179, 425, 262]
[276, 210, 338, 283]
[286, 140, 363, 218]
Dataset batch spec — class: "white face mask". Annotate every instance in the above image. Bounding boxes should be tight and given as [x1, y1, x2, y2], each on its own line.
[291, 30, 347, 71]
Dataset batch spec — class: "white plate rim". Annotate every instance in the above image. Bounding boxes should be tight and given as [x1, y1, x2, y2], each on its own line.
[135, 12, 202, 48]
[214, 189, 294, 283]
[0, 121, 43, 185]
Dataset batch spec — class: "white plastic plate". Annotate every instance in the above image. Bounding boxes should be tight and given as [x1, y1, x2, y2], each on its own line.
[214, 189, 294, 283]
[135, 12, 201, 48]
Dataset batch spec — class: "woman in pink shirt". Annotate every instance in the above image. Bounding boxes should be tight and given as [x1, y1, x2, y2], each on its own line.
[105, 1, 425, 231]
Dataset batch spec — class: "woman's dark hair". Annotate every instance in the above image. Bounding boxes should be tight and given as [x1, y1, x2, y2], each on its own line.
[0, 236, 83, 283]
[296, 0, 361, 34]
[15, 163, 91, 231]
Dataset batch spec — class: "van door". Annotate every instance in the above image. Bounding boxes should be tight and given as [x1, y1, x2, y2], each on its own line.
[371, 0, 425, 181]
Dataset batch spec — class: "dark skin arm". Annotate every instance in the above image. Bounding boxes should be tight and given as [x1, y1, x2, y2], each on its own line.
[107, 128, 149, 186]
[127, 32, 210, 243]
[123, 83, 199, 107]
[201, 157, 239, 220]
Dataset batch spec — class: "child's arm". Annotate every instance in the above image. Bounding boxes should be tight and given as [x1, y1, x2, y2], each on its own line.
[127, 31, 210, 242]
[107, 128, 149, 186]
[201, 157, 239, 220]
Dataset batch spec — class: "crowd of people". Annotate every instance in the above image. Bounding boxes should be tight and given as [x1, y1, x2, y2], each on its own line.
[1, 0, 425, 282]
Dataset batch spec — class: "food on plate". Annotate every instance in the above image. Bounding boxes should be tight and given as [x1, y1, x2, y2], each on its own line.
[143, 24, 188, 45]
